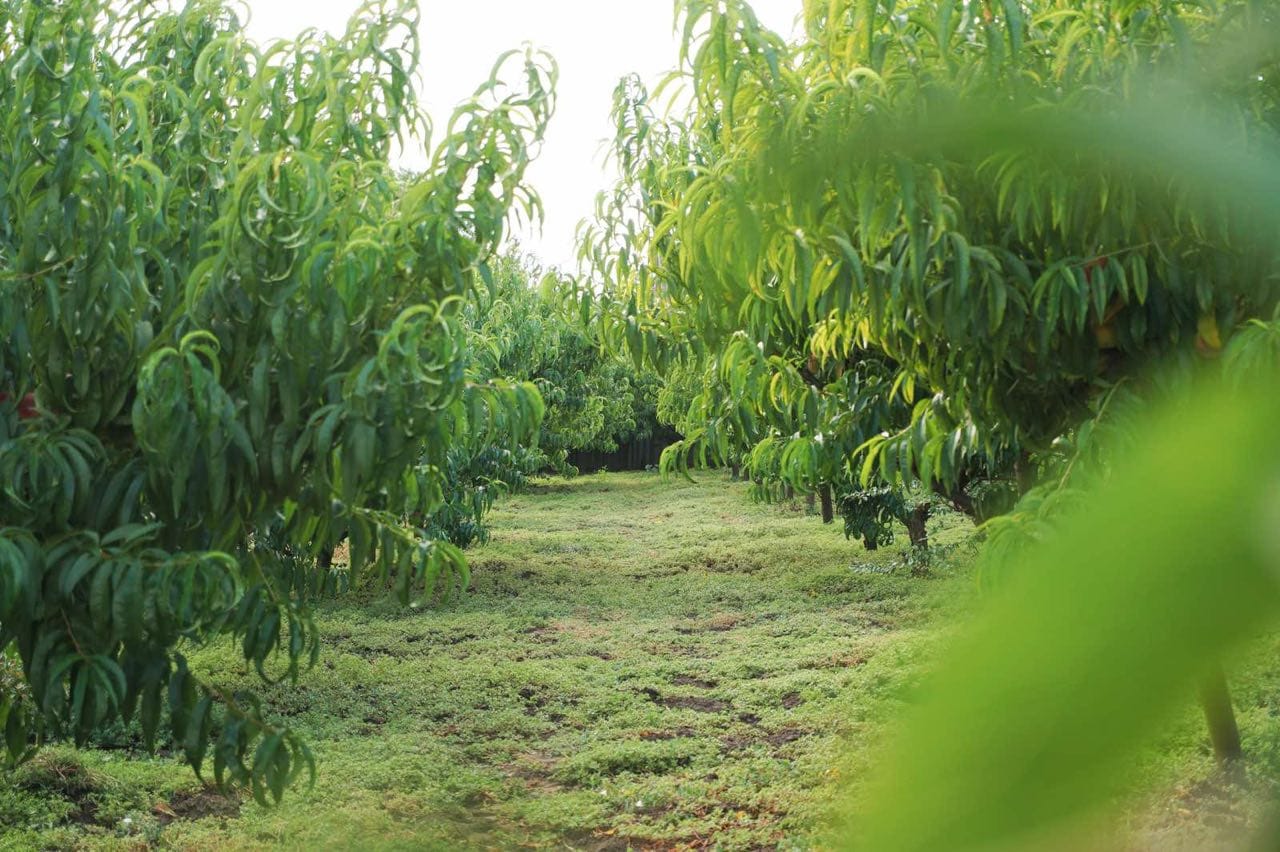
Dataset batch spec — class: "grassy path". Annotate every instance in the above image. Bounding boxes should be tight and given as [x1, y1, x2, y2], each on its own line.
[10, 472, 1274, 850]
[1, 473, 970, 850]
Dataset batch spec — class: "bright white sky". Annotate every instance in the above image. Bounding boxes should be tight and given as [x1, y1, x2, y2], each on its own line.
[241, 1, 801, 271]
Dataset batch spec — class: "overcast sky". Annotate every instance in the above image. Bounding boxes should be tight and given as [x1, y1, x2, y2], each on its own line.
[241, 1, 801, 271]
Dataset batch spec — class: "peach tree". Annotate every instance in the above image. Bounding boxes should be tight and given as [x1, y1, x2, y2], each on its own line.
[579, 0, 1280, 764]
[0, 0, 552, 799]
[581, 0, 1279, 533]
[467, 256, 657, 475]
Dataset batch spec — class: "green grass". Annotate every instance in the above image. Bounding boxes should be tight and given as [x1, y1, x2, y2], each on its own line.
[1, 472, 1276, 850]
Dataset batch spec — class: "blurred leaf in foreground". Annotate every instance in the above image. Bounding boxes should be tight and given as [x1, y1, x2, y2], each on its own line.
[845, 373, 1280, 850]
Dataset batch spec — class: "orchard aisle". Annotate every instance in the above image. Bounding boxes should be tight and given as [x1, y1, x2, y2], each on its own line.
[0, 473, 1269, 850]
[0, 473, 967, 851]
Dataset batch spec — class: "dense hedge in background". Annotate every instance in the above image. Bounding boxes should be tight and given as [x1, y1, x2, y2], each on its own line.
[0, 0, 552, 798]
[416, 253, 661, 548]
[464, 255, 659, 477]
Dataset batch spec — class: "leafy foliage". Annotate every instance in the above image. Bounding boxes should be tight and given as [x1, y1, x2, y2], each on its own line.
[850, 375, 1280, 851]
[0, 0, 553, 797]
[579, 0, 1280, 522]
[572, 2, 1280, 846]
[838, 487, 906, 551]
[413, 253, 662, 548]
[421, 444, 536, 550]
[465, 255, 657, 476]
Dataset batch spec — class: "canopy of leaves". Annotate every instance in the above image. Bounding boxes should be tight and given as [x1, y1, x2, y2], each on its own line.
[0, 0, 552, 799]
[575, 13, 1280, 845]
[466, 255, 658, 476]
[580, 0, 1280, 508]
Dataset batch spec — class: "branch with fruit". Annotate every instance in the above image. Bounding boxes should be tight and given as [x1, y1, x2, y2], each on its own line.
[0, 392, 38, 420]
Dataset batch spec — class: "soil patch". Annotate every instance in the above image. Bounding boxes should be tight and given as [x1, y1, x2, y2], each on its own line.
[154, 788, 241, 824]
[766, 727, 810, 748]
[640, 687, 730, 713]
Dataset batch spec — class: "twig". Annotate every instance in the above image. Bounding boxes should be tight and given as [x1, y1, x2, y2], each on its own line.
[0, 258, 74, 282]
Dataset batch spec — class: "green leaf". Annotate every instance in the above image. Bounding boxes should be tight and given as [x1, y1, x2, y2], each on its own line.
[850, 379, 1280, 851]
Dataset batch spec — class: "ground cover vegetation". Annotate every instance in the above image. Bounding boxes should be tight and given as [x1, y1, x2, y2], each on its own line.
[0, 474, 972, 849]
[7, 473, 1279, 851]
[4, 0, 1280, 848]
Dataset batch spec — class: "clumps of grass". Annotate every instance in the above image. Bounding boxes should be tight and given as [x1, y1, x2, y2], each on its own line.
[5, 750, 108, 829]
[795, 566, 916, 599]
[14, 473, 1262, 849]
[2, 472, 970, 850]
[16, 750, 102, 798]
[0, 747, 244, 847]
[556, 739, 716, 786]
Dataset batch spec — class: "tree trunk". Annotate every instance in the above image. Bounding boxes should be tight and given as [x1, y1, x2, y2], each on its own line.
[819, 483, 834, 524]
[1198, 663, 1244, 774]
[318, 547, 334, 570]
[862, 535, 878, 551]
[730, 463, 741, 481]
[806, 493, 816, 513]
[1014, 451, 1037, 495]
[905, 503, 930, 549]
[932, 477, 982, 523]
[784, 483, 795, 501]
